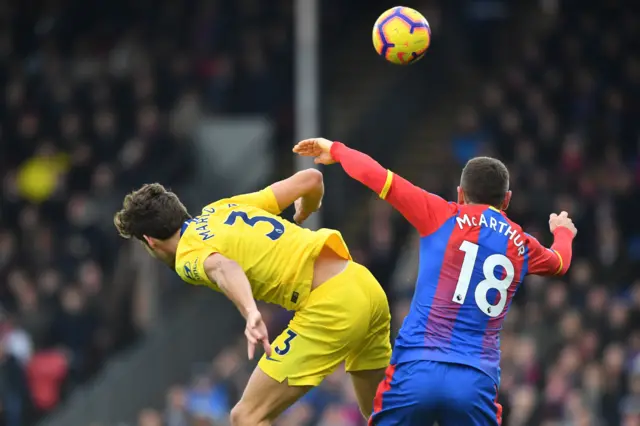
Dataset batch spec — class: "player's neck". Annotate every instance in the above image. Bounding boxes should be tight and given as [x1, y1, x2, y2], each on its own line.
[465, 202, 502, 211]
[159, 231, 181, 269]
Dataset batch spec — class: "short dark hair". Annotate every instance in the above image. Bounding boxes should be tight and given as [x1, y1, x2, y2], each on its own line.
[460, 157, 510, 207]
[114, 183, 191, 241]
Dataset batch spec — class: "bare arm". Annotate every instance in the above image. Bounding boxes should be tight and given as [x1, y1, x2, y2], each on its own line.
[270, 168, 324, 223]
[203, 253, 271, 358]
[204, 253, 257, 318]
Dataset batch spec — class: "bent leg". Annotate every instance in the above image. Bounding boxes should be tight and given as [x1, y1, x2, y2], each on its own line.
[350, 368, 386, 418]
[230, 366, 311, 426]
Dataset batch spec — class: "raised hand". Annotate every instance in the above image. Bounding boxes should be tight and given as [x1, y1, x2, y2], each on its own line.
[549, 211, 577, 237]
[293, 138, 336, 165]
[293, 197, 318, 224]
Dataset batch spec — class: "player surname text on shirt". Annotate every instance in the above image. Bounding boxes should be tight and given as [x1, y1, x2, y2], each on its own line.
[456, 213, 526, 256]
[193, 207, 216, 240]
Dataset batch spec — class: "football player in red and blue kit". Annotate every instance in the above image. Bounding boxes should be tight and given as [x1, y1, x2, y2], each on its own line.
[294, 138, 577, 426]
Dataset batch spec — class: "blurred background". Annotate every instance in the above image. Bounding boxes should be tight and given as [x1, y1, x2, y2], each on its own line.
[0, 0, 639, 425]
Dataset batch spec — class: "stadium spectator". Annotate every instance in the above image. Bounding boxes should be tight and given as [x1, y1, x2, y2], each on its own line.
[0, 0, 638, 425]
[138, 409, 163, 426]
[127, 2, 640, 425]
[164, 386, 189, 426]
[1, 0, 295, 423]
[26, 349, 68, 415]
[0, 340, 29, 426]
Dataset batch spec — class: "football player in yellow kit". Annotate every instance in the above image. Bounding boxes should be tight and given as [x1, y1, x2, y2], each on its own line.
[114, 169, 391, 426]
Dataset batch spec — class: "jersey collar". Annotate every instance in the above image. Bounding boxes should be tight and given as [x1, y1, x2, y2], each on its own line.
[180, 219, 193, 237]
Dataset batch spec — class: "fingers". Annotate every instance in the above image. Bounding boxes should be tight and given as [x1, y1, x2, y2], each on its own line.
[247, 326, 266, 343]
[550, 211, 569, 221]
[293, 139, 316, 154]
[245, 330, 257, 359]
[294, 213, 309, 224]
[262, 339, 272, 357]
[549, 211, 577, 236]
[246, 329, 267, 359]
[247, 341, 255, 359]
[246, 319, 270, 360]
[294, 205, 310, 224]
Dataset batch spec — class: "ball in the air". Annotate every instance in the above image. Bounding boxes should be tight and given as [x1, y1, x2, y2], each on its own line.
[372, 6, 431, 65]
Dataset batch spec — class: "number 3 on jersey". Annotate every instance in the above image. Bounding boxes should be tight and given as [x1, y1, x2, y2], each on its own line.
[452, 241, 514, 318]
[224, 211, 285, 240]
[274, 330, 297, 356]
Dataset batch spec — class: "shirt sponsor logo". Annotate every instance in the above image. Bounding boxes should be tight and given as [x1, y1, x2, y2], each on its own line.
[183, 258, 201, 281]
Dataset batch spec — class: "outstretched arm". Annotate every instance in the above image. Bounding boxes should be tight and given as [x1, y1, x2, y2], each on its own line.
[294, 139, 455, 236]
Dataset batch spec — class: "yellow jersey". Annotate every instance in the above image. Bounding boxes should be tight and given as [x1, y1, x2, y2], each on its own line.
[174, 187, 351, 311]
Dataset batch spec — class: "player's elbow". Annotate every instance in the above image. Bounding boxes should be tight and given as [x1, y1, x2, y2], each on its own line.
[293, 168, 324, 200]
[297, 168, 323, 191]
[204, 253, 235, 282]
[271, 168, 324, 211]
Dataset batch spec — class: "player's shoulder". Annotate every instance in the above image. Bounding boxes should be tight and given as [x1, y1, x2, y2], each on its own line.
[174, 238, 210, 285]
[174, 232, 202, 281]
[204, 197, 267, 214]
[196, 198, 255, 219]
[431, 200, 462, 218]
[201, 198, 233, 211]
[503, 214, 525, 233]
[176, 221, 208, 255]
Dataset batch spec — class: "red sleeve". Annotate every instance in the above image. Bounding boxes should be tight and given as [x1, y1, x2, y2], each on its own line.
[331, 142, 455, 236]
[526, 227, 574, 276]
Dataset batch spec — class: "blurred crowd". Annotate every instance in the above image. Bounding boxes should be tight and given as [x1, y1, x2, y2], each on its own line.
[1, 0, 639, 425]
[129, 2, 640, 426]
[436, 1, 639, 425]
[0, 0, 292, 425]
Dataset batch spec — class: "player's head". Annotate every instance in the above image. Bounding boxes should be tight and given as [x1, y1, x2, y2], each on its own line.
[458, 157, 511, 210]
[114, 183, 191, 264]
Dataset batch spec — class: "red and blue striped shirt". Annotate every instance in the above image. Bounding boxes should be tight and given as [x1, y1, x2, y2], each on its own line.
[331, 142, 574, 386]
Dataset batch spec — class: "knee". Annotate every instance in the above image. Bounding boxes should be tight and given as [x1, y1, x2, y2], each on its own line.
[230, 401, 270, 426]
[230, 403, 249, 426]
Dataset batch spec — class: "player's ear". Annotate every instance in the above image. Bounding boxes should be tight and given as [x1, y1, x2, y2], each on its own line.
[142, 235, 156, 248]
[457, 186, 465, 204]
[502, 191, 512, 211]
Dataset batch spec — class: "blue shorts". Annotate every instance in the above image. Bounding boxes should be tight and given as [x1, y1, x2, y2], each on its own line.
[369, 360, 502, 426]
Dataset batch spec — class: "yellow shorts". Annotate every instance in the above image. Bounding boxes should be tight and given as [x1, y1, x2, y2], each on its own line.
[259, 261, 391, 386]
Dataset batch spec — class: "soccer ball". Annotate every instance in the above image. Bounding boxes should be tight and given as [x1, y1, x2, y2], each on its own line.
[372, 6, 431, 65]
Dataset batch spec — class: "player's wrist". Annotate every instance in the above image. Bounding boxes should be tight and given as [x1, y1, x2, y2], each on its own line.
[243, 306, 260, 320]
[301, 198, 321, 212]
[329, 141, 344, 161]
[552, 226, 575, 239]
